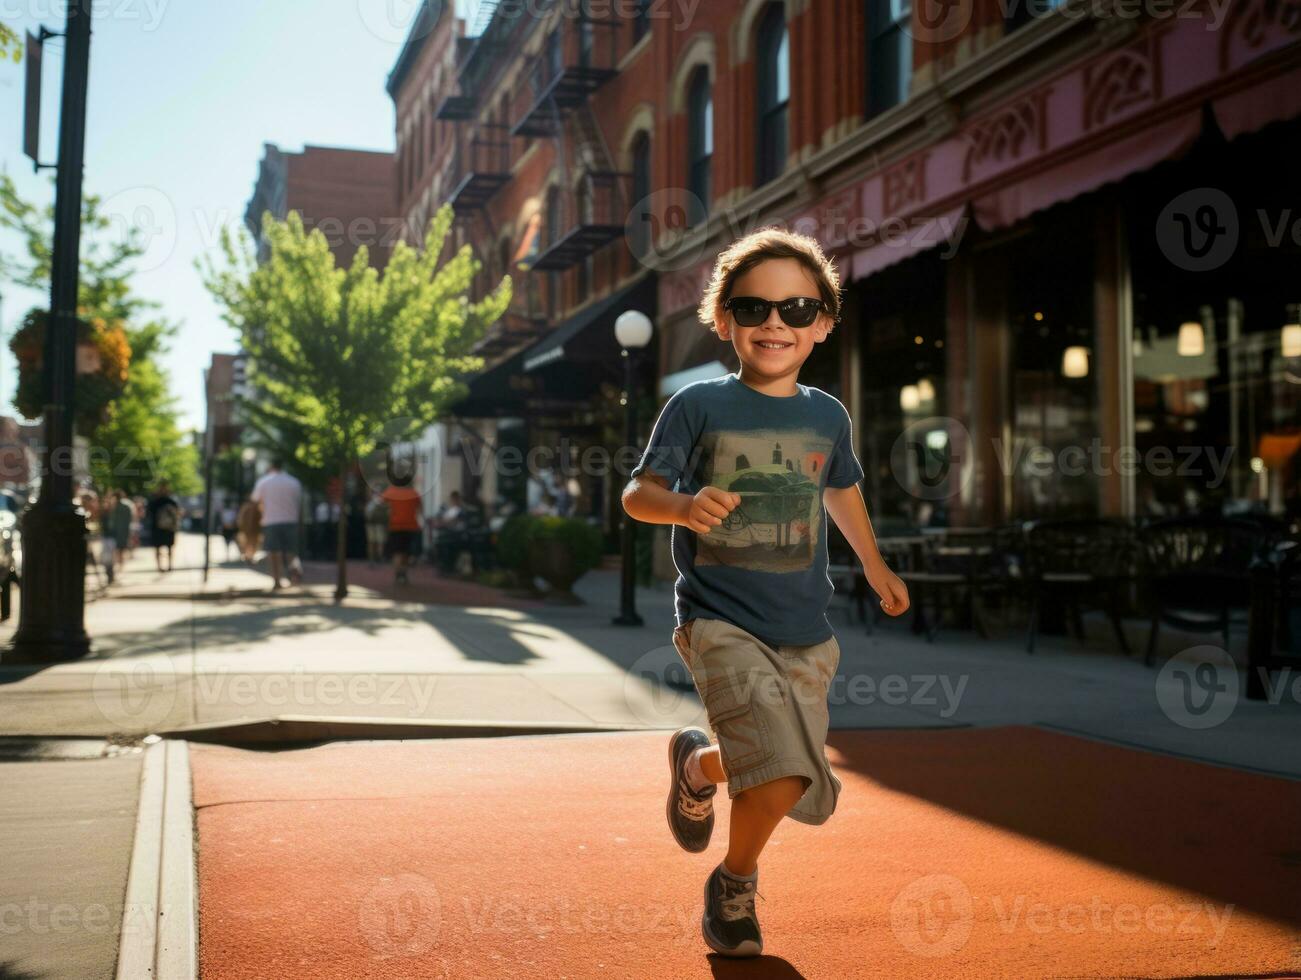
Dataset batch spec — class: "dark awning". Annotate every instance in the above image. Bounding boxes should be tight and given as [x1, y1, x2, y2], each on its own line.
[448, 273, 657, 418]
[521, 273, 656, 373]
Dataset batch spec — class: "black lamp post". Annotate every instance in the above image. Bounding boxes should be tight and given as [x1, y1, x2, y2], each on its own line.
[7, 1, 94, 664]
[612, 309, 652, 627]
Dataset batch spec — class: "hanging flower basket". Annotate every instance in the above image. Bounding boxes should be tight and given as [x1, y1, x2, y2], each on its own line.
[10, 307, 131, 436]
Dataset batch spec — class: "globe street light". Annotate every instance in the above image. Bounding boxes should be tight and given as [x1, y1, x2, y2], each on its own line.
[613, 309, 652, 627]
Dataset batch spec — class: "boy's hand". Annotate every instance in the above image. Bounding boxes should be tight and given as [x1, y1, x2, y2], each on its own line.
[683, 487, 741, 534]
[866, 561, 910, 616]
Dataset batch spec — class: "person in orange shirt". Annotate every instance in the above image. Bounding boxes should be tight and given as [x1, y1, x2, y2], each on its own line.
[381, 461, 423, 586]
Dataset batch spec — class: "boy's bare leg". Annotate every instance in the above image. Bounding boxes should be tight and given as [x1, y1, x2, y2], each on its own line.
[695, 745, 806, 877]
[726, 776, 807, 877]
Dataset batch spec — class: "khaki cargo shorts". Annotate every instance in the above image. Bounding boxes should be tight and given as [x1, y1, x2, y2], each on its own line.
[671, 616, 842, 826]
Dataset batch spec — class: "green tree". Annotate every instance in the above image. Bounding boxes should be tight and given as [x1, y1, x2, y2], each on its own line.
[199, 204, 511, 599]
[89, 321, 200, 496]
[0, 174, 201, 496]
[0, 23, 20, 63]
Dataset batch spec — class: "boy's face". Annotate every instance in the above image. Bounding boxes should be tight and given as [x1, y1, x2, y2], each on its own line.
[714, 257, 832, 382]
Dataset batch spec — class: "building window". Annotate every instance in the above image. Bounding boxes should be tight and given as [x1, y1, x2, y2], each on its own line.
[577, 180, 592, 303]
[547, 28, 562, 80]
[546, 186, 561, 318]
[866, 0, 912, 117]
[687, 66, 712, 227]
[630, 131, 652, 258]
[578, 16, 594, 68]
[756, 4, 789, 186]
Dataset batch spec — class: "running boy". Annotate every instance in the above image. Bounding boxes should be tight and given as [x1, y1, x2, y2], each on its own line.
[622, 227, 910, 958]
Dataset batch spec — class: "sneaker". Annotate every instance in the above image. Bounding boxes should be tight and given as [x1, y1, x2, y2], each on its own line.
[666, 727, 716, 853]
[702, 862, 763, 957]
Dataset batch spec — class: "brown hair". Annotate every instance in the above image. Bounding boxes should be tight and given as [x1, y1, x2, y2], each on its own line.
[696, 226, 842, 333]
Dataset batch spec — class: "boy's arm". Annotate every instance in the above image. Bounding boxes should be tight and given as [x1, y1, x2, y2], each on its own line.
[824, 484, 910, 616]
[622, 471, 740, 535]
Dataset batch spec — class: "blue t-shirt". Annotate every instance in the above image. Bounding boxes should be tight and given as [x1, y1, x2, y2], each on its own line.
[630, 372, 865, 646]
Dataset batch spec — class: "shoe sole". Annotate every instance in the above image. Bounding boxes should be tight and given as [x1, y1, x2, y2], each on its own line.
[701, 871, 762, 958]
[666, 727, 711, 854]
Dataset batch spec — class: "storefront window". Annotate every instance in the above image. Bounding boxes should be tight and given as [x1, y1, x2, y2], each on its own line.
[856, 252, 947, 531]
[1127, 122, 1301, 522]
[1005, 205, 1099, 520]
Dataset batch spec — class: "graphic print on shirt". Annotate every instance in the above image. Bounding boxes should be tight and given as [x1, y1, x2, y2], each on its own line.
[697, 428, 831, 572]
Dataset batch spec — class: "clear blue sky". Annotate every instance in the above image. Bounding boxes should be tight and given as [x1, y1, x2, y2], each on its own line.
[0, 1, 462, 429]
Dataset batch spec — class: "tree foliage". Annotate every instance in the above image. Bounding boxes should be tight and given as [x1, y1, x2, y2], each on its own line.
[199, 203, 511, 597]
[0, 23, 20, 63]
[0, 174, 201, 496]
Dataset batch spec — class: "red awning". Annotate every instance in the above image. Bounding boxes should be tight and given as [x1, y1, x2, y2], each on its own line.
[971, 111, 1203, 232]
[849, 204, 968, 281]
[1214, 70, 1301, 141]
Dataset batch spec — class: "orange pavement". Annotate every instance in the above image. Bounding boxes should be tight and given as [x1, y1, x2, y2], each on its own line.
[191, 727, 1301, 979]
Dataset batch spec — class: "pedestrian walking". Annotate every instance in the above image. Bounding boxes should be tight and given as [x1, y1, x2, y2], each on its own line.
[219, 503, 239, 560]
[236, 497, 261, 562]
[250, 459, 303, 590]
[146, 481, 181, 573]
[101, 490, 134, 584]
[622, 228, 910, 958]
[364, 491, 389, 566]
[382, 463, 421, 586]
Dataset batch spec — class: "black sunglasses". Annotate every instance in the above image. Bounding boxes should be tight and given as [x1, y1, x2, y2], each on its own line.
[723, 295, 830, 328]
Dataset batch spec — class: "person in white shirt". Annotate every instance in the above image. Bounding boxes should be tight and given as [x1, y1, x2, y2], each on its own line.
[250, 459, 303, 590]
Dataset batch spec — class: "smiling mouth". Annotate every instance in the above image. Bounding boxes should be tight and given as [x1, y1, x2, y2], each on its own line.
[755, 340, 792, 350]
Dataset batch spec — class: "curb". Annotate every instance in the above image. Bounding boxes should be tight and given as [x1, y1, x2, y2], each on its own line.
[116, 739, 197, 979]
[156, 715, 658, 747]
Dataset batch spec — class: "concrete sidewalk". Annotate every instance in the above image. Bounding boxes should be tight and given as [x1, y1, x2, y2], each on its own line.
[0, 740, 144, 980]
[1, 533, 1299, 777]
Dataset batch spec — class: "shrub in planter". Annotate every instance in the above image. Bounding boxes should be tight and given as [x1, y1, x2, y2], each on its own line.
[496, 513, 541, 592]
[528, 516, 603, 601]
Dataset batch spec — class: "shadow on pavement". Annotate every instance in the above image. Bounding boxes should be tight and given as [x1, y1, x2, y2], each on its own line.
[827, 725, 1301, 930]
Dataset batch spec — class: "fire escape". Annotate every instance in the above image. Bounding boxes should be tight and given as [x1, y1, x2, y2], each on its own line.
[509, 10, 628, 273]
[431, 1, 630, 362]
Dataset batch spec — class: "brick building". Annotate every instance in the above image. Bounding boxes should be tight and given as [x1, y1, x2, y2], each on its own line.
[388, 0, 1301, 567]
[244, 143, 398, 270]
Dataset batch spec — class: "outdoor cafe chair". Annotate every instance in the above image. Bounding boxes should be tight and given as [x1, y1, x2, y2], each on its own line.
[887, 526, 1013, 642]
[1023, 517, 1135, 657]
[1136, 515, 1271, 666]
